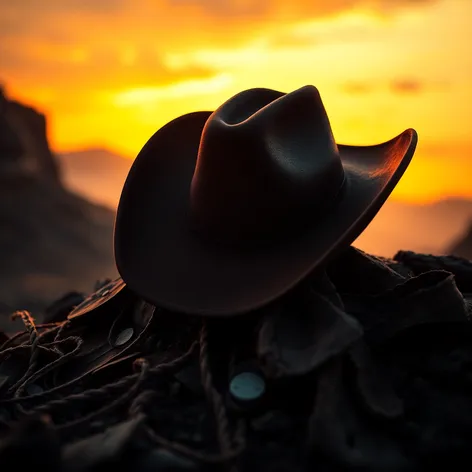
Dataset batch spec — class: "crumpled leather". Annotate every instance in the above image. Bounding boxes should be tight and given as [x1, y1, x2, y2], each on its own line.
[257, 277, 363, 378]
[41, 296, 156, 387]
[328, 247, 408, 295]
[0, 331, 9, 346]
[347, 339, 403, 420]
[402, 376, 472, 470]
[308, 358, 415, 472]
[67, 278, 128, 320]
[351, 270, 469, 344]
[62, 415, 145, 472]
[1, 249, 472, 472]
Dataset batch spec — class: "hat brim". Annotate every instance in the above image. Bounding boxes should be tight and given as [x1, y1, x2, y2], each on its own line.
[114, 111, 417, 316]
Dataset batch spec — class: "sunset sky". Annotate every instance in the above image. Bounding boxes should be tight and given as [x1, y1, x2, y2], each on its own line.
[1, 0, 471, 203]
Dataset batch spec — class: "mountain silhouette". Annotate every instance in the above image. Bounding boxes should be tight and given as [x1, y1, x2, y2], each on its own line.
[57, 147, 132, 209]
[0, 88, 117, 328]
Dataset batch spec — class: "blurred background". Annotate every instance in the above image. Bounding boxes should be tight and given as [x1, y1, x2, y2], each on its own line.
[0, 0, 471, 323]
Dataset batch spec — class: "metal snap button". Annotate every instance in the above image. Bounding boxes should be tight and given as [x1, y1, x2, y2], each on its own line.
[114, 328, 134, 346]
[229, 371, 266, 402]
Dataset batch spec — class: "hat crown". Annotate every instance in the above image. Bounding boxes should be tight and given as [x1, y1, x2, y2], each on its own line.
[190, 85, 345, 244]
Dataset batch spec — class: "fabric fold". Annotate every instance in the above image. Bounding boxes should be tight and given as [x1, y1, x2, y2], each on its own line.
[353, 270, 469, 345]
[308, 358, 414, 471]
[257, 277, 363, 378]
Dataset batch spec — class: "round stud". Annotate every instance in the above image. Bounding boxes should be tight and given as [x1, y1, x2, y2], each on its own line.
[114, 328, 134, 346]
[229, 371, 266, 402]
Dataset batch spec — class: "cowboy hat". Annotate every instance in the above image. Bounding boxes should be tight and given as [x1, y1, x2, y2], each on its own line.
[114, 85, 417, 316]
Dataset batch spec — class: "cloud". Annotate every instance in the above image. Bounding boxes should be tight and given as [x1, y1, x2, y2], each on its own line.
[1, 0, 438, 45]
[112, 73, 233, 105]
[264, 30, 318, 50]
[389, 79, 424, 94]
[167, 0, 273, 18]
[341, 81, 374, 94]
[0, 0, 439, 100]
[0, 39, 217, 93]
[0, 0, 125, 21]
[165, 0, 437, 20]
[0, 0, 440, 63]
[0, 1, 125, 36]
[340, 78, 450, 96]
[0, 3, 128, 48]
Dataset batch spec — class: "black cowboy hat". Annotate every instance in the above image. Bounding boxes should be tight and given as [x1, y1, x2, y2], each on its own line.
[114, 85, 417, 316]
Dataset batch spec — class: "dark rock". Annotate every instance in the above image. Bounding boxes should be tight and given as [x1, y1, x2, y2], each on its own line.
[0, 86, 60, 182]
[0, 88, 117, 329]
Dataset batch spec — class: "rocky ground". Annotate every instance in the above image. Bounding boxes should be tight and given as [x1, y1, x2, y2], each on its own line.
[0, 88, 117, 330]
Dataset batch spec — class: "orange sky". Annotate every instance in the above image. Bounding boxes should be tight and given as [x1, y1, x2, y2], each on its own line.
[1, 0, 471, 203]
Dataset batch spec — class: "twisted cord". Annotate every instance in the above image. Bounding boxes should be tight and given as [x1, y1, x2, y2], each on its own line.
[199, 321, 245, 470]
[138, 334, 245, 465]
[53, 320, 72, 354]
[54, 320, 70, 342]
[13, 336, 83, 400]
[55, 358, 150, 434]
[29, 340, 198, 420]
[0, 323, 59, 352]
[0, 319, 61, 365]
[0, 309, 153, 406]
[30, 370, 139, 412]
[7, 311, 41, 394]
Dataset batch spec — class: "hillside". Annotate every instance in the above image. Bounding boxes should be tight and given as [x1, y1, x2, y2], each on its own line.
[354, 197, 472, 257]
[449, 221, 472, 260]
[0, 88, 117, 328]
[58, 148, 132, 209]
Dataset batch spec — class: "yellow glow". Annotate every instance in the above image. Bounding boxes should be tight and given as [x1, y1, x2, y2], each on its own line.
[1, 0, 471, 203]
[113, 74, 233, 106]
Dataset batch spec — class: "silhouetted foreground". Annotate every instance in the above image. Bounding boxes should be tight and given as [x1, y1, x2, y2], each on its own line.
[2, 84, 470, 471]
[0, 248, 471, 471]
[0, 89, 117, 325]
